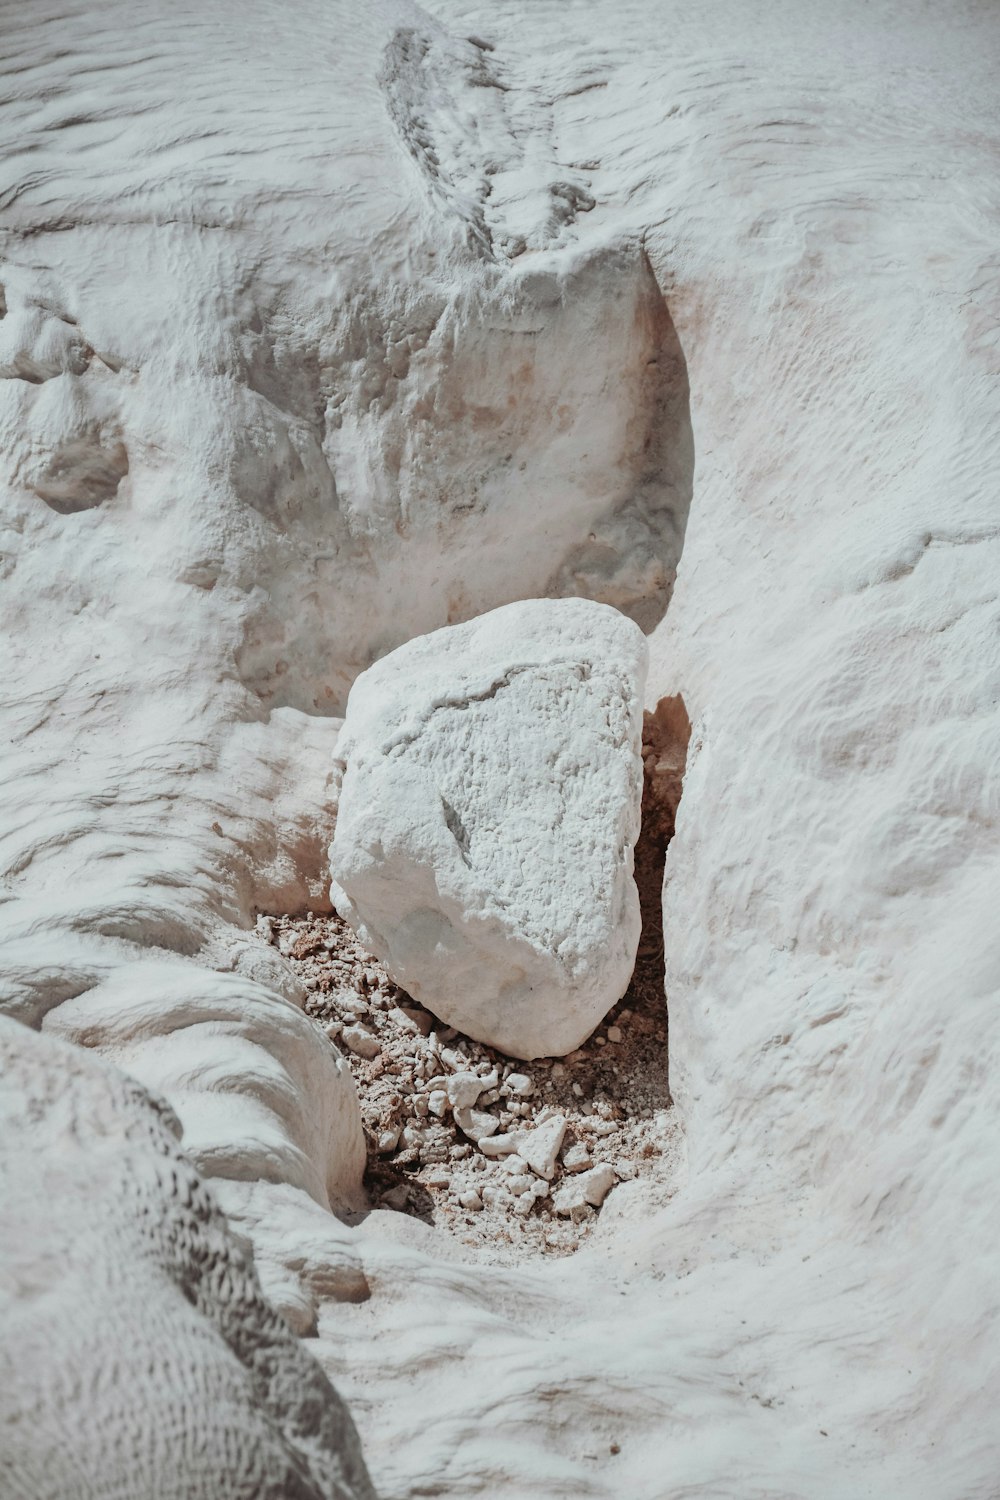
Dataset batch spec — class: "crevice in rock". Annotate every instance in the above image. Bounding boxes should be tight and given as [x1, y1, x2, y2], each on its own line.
[254, 691, 689, 1261]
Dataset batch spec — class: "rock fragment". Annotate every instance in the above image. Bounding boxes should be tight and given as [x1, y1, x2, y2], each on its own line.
[341, 1025, 380, 1060]
[552, 1164, 616, 1215]
[447, 1070, 495, 1109]
[519, 1114, 566, 1181]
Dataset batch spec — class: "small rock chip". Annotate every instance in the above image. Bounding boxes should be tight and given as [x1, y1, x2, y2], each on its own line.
[562, 1142, 593, 1174]
[552, 1163, 616, 1215]
[428, 1090, 449, 1119]
[447, 1070, 492, 1109]
[502, 1154, 530, 1177]
[479, 1131, 525, 1158]
[342, 1025, 381, 1059]
[458, 1189, 483, 1212]
[519, 1114, 567, 1180]
[571, 1082, 584, 1098]
[395, 1007, 433, 1037]
[424, 1168, 450, 1189]
[381, 1185, 410, 1211]
[614, 1161, 636, 1180]
[454, 1105, 499, 1142]
[606, 1025, 622, 1043]
[377, 1127, 401, 1153]
[504, 1072, 534, 1098]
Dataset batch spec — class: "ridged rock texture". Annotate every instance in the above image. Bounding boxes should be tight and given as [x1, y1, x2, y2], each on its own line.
[1, 0, 999, 1496]
[329, 598, 647, 1059]
[0, 1019, 376, 1500]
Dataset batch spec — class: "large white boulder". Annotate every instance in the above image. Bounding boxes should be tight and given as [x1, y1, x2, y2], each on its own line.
[329, 598, 647, 1059]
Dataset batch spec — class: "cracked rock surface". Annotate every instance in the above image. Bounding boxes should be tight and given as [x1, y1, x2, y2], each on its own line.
[329, 598, 648, 1059]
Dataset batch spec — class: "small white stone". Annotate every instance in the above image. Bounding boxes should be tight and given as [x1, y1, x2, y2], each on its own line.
[551, 1063, 566, 1078]
[504, 1072, 534, 1098]
[562, 1142, 592, 1174]
[502, 1154, 530, 1176]
[519, 1114, 567, 1180]
[428, 1090, 449, 1119]
[393, 1006, 433, 1037]
[595, 1035, 606, 1046]
[509, 1174, 532, 1196]
[377, 1127, 401, 1153]
[458, 1189, 483, 1212]
[401, 1125, 423, 1148]
[614, 1161, 636, 1180]
[606, 1025, 622, 1043]
[478, 1131, 525, 1158]
[454, 1105, 499, 1142]
[424, 1168, 450, 1189]
[448, 1070, 493, 1109]
[552, 1163, 615, 1215]
[341, 1025, 381, 1059]
[571, 1082, 584, 1098]
[481, 1185, 511, 1209]
[381, 1185, 410, 1211]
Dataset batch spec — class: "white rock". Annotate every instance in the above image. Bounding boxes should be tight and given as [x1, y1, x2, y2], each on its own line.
[518, 1115, 567, 1181]
[453, 1105, 499, 1143]
[478, 1132, 526, 1159]
[503, 1072, 535, 1098]
[447, 1070, 496, 1109]
[377, 1127, 401, 1154]
[562, 1142, 593, 1174]
[427, 1090, 449, 1119]
[329, 599, 647, 1059]
[552, 1164, 616, 1216]
[393, 1007, 433, 1038]
[502, 1154, 530, 1176]
[341, 1025, 380, 1061]
[457, 1190, 483, 1213]
[0, 1020, 374, 1498]
[606, 1025, 623, 1044]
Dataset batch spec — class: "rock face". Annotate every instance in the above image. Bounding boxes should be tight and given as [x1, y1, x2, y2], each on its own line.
[329, 599, 647, 1059]
[0, 1018, 376, 1500]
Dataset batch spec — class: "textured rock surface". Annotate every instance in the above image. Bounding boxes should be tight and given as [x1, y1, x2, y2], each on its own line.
[0, 1018, 375, 1500]
[329, 599, 647, 1058]
[1, 1, 998, 1497]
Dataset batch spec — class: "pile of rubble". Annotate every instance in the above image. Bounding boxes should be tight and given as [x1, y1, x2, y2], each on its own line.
[256, 909, 677, 1258]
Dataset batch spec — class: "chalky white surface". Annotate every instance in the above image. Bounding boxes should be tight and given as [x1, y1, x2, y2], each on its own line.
[1, 0, 998, 1496]
[330, 599, 646, 1058]
[0, 1018, 375, 1500]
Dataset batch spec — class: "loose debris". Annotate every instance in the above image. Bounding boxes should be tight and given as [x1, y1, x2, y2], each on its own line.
[254, 907, 674, 1259]
[253, 699, 688, 1259]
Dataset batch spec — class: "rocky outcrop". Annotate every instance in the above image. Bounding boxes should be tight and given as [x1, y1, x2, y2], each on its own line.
[0, 1018, 376, 1500]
